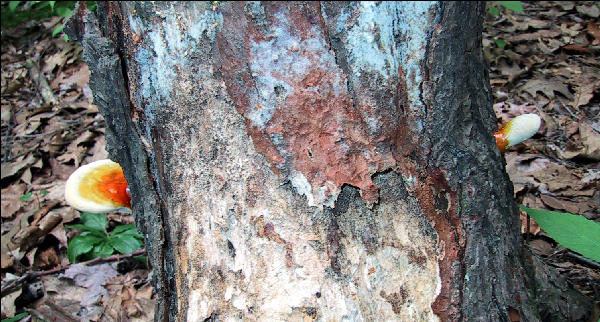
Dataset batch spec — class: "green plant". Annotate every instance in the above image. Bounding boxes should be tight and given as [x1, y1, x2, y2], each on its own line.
[487, 1, 524, 49]
[520, 206, 600, 263]
[488, 1, 524, 17]
[66, 212, 144, 263]
[1, 1, 97, 39]
[1, 312, 29, 322]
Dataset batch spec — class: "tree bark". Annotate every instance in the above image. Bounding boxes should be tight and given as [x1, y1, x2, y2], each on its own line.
[66, 1, 592, 321]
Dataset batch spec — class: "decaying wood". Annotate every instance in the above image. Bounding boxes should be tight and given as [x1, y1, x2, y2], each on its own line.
[66, 2, 592, 321]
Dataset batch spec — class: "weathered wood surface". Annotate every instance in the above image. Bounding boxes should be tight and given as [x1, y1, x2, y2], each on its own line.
[66, 2, 592, 321]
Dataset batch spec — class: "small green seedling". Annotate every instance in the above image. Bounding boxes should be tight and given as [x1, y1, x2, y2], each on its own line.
[66, 212, 144, 263]
[1, 312, 29, 322]
[487, 1, 525, 48]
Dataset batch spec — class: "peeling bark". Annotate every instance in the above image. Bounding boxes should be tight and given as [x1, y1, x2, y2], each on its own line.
[66, 1, 592, 321]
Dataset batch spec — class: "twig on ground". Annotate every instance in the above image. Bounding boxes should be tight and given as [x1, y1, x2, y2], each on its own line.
[0, 248, 146, 298]
[566, 251, 600, 270]
[25, 59, 58, 106]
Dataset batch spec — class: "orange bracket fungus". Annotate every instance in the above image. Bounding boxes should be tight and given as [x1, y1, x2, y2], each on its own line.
[494, 113, 541, 153]
[64, 159, 131, 213]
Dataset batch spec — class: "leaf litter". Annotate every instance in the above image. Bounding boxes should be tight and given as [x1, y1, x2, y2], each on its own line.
[1, 1, 598, 319]
[1, 10, 153, 321]
[485, 1, 599, 303]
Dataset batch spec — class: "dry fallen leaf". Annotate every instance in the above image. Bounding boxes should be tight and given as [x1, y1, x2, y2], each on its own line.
[540, 194, 591, 215]
[559, 121, 600, 161]
[521, 78, 573, 100]
[1, 153, 38, 180]
[1, 183, 26, 218]
[576, 4, 600, 18]
[520, 210, 541, 235]
[59, 263, 119, 307]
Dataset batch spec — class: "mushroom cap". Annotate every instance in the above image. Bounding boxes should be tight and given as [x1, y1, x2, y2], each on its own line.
[65, 159, 131, 213]
[494, 113, 541, 152]
[504, 113, 541, 147]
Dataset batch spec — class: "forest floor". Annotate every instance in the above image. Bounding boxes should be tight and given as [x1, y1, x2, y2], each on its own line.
[1, 1, 599, 321]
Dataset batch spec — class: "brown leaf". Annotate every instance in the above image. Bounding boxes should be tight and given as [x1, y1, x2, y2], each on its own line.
[521, 78, 573, 100]
[42, 51, 69, 75]
[1, 183, 26, 218]
[35, 245, 61, 269]
[86, 135, 109, 162]
[571, 77, 598, 107]
[49, 158, 76, 181]
[540, 194, 591, 214]
[520, 210, 541, 235]
[576, 4, 600, 18]
[11, 202, 60, 254]
[41, 275, 91, 319]
[57, 130, 95, 166]
[20, 167, 32, 185]
[510, 30, 561, 42]
[59, 65, 90, 90]
[1, 104, 12, 122]
[559, 121, 600, 160]
[493, 102, 538, 125]
[562, 44, 592, 55]
[1, 153, 38, 180]
[59, 263, 118, 306]
[587, 22, 600, 45]
[0, 247, 14, 269]
[528, 239, 554, 256]
[554, 2, 574, 10]
[499, 61, 525, 83]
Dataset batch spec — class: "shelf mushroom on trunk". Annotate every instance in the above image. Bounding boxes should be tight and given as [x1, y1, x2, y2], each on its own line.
[64, 159, 131, 213]
[493, 113, 541, 153]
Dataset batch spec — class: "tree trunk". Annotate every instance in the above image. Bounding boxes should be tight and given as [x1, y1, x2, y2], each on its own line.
[66, 1, 592, 321]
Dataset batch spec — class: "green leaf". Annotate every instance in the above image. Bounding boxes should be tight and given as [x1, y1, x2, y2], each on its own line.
[520, 206, 600, 263]
[495, 38, 507, 48]
[92, 241, 115, 258]
[54, 6, 72, 18]
[86, 1, 97, 11]
[488, 6, 500, 17]
[111, 224, 144, 239]
[499, 1, 524, 13]
[52, 24, 64, 37]
[111, 224, 137, 234]
[67, 231, 105, 262]
[64, 224, 106, 237]
[81, 212, 107, 233]
[49, 1, 56, 11]
[40, 189, 49, 195]
[34, 1, 51, 9]
[2, 312, 29, 322]
[20, 192, 32, 201]
[8, 1, 21, 12]
[109, 234, 143, 255]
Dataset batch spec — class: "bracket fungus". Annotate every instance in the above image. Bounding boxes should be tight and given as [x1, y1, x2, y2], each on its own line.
[494, 113, 541, 153]
[64, 159, 131, 213]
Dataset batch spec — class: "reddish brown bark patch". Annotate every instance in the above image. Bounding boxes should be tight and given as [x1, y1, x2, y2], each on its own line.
[414, 166, 463, 320]
[216, 2, 398, 207]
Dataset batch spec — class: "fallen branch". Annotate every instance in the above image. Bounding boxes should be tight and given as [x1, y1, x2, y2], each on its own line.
[25, 59, 58, 106]
[0, 248, 146, 298]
